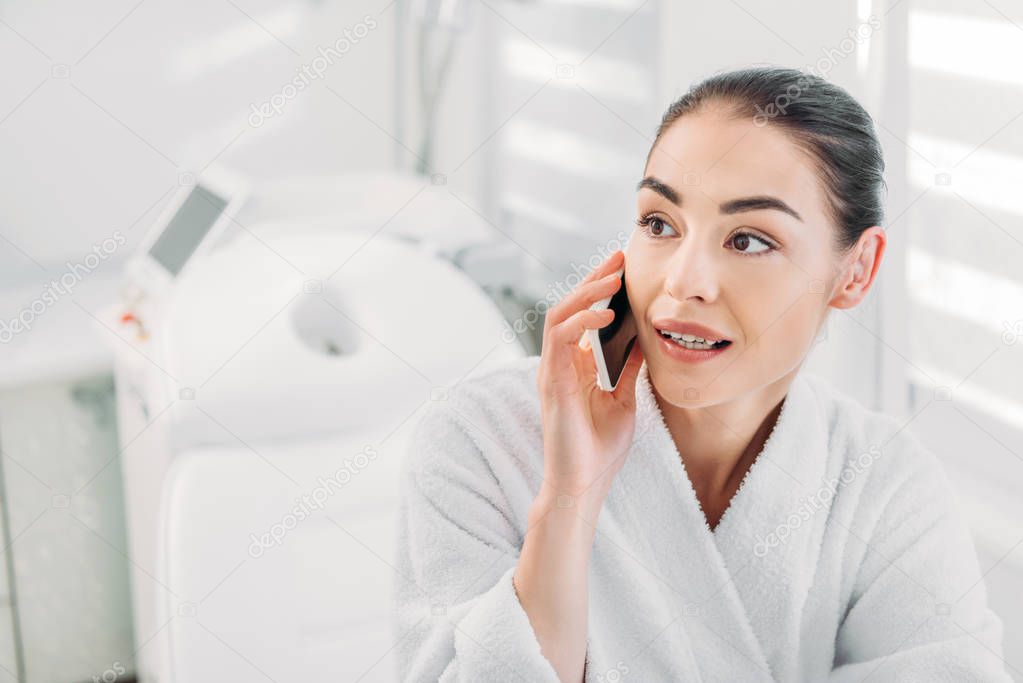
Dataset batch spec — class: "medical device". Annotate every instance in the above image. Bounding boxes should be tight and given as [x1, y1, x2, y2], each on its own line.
[124, 169, 246, 301]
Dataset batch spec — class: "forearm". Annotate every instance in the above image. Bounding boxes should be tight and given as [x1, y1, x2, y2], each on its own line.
[513, 480, 606, 683]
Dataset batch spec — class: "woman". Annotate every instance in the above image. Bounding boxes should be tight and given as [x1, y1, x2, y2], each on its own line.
[392, 67, 1010, 682]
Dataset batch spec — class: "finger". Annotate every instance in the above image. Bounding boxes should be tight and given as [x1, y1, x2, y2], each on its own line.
[558, 307, 614, 347]
[547, 308, 614, 372]
[612, 337, 645, 408]
[579, 250, 624, 288]
[543, 251, 622, 332]
[544, 269, 622, 332]
[540, 310, 610, 401]
[572, 326, 598, 384]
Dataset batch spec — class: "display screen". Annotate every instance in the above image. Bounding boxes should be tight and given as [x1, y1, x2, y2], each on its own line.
[148, 185, 229, 276]
[598, 275, 638, 388]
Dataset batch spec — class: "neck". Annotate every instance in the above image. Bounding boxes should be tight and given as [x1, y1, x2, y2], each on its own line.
[652, 370, 797, 497]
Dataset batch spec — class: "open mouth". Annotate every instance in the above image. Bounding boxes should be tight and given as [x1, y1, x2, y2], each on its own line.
[657, 329, 732, 351]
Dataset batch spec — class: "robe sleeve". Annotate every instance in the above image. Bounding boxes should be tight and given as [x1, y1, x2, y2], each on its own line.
[391, 400, 562, 683]
[828, 436, 1013, 682]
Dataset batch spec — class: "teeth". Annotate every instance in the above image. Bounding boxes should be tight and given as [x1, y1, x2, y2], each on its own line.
[659, 329, 726, 350]
[660, 330, 720, 344]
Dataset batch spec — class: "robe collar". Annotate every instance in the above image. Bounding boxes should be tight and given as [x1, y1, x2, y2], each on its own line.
[604, 360, 831, 680]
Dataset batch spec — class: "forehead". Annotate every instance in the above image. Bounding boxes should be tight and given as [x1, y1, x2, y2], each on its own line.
[643, 109, 827, 218]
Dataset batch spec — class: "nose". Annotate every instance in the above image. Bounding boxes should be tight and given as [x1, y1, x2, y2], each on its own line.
[662, 235, 720, 303]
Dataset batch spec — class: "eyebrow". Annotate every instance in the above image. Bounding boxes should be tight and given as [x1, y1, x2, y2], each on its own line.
[636, 176, 803, 222]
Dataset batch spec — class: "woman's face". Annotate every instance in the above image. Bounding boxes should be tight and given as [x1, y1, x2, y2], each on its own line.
[625, 108, 851, 405]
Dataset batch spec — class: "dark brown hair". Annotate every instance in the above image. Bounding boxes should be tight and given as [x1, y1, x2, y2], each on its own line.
[649, 66, 887, 253]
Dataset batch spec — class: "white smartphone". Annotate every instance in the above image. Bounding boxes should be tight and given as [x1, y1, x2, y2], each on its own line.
[586, 268, 639, 391]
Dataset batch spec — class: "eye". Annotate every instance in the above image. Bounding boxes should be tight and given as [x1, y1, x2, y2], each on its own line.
[728, 230, 776, 256]
[635, 213, 678, 239]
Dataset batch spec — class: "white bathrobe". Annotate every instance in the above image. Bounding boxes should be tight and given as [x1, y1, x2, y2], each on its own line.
[391, 355, 1010, 682]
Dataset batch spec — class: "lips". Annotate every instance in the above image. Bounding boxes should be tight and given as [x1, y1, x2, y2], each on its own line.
[651, 318, 731, 344]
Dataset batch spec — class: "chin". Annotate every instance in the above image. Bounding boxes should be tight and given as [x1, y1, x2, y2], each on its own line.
[646, 361, 725, 407]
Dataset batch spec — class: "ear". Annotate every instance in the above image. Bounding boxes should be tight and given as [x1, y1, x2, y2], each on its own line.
[829, 226, 886, 310]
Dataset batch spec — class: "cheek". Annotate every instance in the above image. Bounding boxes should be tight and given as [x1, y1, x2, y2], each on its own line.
[625, 276, 653, 326]
[736, 271, 823, 356]
[624, 250, 657, 316]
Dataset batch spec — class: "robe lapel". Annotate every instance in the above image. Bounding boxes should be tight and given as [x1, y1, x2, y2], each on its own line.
[606, 362, 831, 680]
[604, 361, 775, 680]
[709, 368, 832, 682]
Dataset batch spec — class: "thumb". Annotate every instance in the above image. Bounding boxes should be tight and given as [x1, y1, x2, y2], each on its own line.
[612, 336, 644, 408]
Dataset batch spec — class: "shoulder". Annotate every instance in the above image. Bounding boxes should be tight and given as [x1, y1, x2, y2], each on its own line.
[801, 378, 997, 639]
[800, 372, 956, 532]
[402, 355, 544, 492]
[801, 372, 938, 474]
[444, 354, 542, 412]
[436, 355, 543, 445]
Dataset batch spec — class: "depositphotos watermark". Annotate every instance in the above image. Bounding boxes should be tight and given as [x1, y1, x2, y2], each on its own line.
[0, 230, 127, 344]
[753, 14, 882, 127]
[92, 661, 126, 683]
[248, 15, 379, 127]
[593, 661, 630, 682]
[753, 444, 883, 557]
[247, 444, 378, 558]
[501, 231, 630, 344]
[1002, 319, 1022, 345]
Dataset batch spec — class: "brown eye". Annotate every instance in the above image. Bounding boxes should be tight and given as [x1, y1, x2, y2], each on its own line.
[729, 230, 773, 255]
[636, 214, 678, 238]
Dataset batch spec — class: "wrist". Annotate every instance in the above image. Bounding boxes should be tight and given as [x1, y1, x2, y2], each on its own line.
[529, 479, 608, 531]
[520, 493, 599, 580]
[537, 472, 613, 506]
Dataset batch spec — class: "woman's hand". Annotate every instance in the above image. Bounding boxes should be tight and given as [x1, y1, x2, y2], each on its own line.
[535, 250, 645, 501]
[515, 250, 644, 683]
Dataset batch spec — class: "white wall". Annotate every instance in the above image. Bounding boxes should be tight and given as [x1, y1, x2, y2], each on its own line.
[0, 0, 401, 287]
